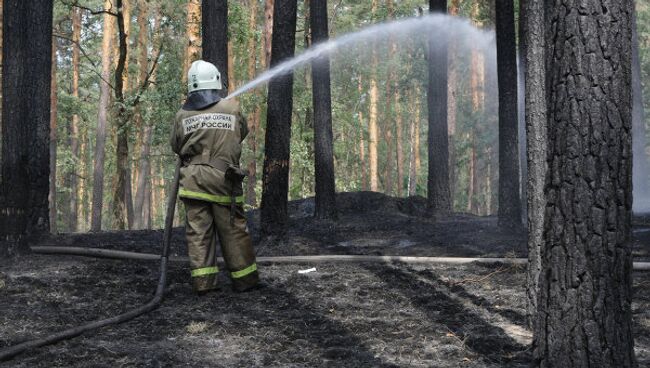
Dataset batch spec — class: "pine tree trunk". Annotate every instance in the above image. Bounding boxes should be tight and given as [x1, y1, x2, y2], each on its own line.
[91, 1, 114, 232]
[69, 6, 81, 232]
[202, 0, 229, 95]
[534, 1, 636, 366]
[183, 0, 201, 82]
[632, 4, 650, 210]
[467, 143, 475, 213]
[395, 89, 404, 197]
[518, 0, 528, 221]
[495, 0, 522, 229]
[246, 0, 260, 207]
[49, 38, 58, 234]
[311, 0, 337, 220]
[0, 0, 53, 254]
[133, 0, 149, 229]
[263, 0, 274, 69]
[523, 0, 545, 325]
[358, 77, 368, 191]
[111, 0, 130, 230]
[427, 0, 451, 214]
[261, 0, 297, 233]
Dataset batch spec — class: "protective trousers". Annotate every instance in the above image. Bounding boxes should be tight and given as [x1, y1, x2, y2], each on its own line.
[182, 198, 259, 292]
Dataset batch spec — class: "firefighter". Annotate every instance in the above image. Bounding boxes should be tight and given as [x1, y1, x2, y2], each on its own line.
[170, 60, 259, 294]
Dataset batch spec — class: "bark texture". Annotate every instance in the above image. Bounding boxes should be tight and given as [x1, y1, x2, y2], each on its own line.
[534, 1, 637, 366]
[0, 0, 53, 254]
[427, 0, 451, 213]
[183, 0, 201, 82]
[261, 0, 297, 233]
[202, 0, 229, 95]
[523, 0, 546, 324]
[310, 0, 337, 220]
[70, 6, 81, 232]
[49, 38, 58, 233]
[495, 0, 522, 229]
[112, 0, 131, 230]
[632, 4, 650, 210]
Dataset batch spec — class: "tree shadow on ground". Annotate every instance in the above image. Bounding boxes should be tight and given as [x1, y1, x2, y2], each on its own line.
[365, 263, 531, 365]
[255, 285, 400, 367]
[413, 267, 529, 326]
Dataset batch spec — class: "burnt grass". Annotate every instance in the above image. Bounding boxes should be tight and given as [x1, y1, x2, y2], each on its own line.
[1, 192, 649, 367]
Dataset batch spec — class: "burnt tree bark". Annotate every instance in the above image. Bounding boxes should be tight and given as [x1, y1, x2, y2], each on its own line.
[202, 0, 229, 95]
[534, 1, 637, 366]
[310, 0, 336, 220]
[523, 0, 546, 324]
[0, 0, 53, 254]
[632, 4, 649, 211]
[495, 0, 522, 229]
[49, 38, 58, 233]
[427, 0, 451, 214]
[261, 0, 297, 233]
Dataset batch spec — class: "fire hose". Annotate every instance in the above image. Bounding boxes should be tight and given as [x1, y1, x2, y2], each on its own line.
[3, 159, 650, 360]
[0, 160, 181, 362]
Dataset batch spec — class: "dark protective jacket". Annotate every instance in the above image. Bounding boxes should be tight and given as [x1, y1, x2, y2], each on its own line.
[170, 98, 248, 204]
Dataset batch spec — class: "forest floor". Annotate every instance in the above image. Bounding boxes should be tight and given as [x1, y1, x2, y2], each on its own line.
[1, 192, 649, 367]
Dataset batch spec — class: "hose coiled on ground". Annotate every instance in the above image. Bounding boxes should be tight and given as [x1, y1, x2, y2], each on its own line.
[0, 160, 181, 362]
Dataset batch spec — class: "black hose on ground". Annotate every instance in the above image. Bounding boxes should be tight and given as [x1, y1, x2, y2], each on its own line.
[0, 160, 181, 362]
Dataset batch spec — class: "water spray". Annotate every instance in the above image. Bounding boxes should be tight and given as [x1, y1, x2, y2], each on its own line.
[225, 13, 495, 100]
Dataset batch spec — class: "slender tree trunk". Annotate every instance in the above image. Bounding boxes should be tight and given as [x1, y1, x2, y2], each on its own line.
[408, 87, 421, 197]
[495, 0, 521, 229]
[49, 38, 58, 234]
[261, 0, 297, 233]
[91, 1, 114, 232]
[246, 0, 260, 207]
[263, 0, 274, 69]
[447, 0, 459, 204]
[518, 0, 528, 222]
[367, 0, 379, 192]
[534, 1, 637, 366]
[311, 0, 337, 219]
[523, 0, 545, 325]
[427, 0, 451, 214]
[202, 0, 229, 95]
[69, 6, 81, 232]
[358, 77, 368, 191]
[0, 0, 53, 254]
[632, 4, 650, 210]
[183, 0, 201, 82]
[467, 143, 476, 213]
[133, 0, 149, 229]
[111, 0, 130, 230]
[395, 89, 404, 197]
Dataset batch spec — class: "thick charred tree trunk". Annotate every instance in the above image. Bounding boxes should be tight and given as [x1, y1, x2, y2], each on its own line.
[261, 0, 297, 233]
[523, 0, 545, 324]
[534, 1, 637, 366]
[427, 0, 451, 214]
[0, 0, 53, 254]
[202, 0, 229, 95]
[310, 0, 336, 220]
[495, 0, 522, 229]
[632, 4, 649, 211]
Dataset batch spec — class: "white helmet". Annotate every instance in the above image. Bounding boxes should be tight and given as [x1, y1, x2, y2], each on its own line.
[187, 60, 222, 93]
